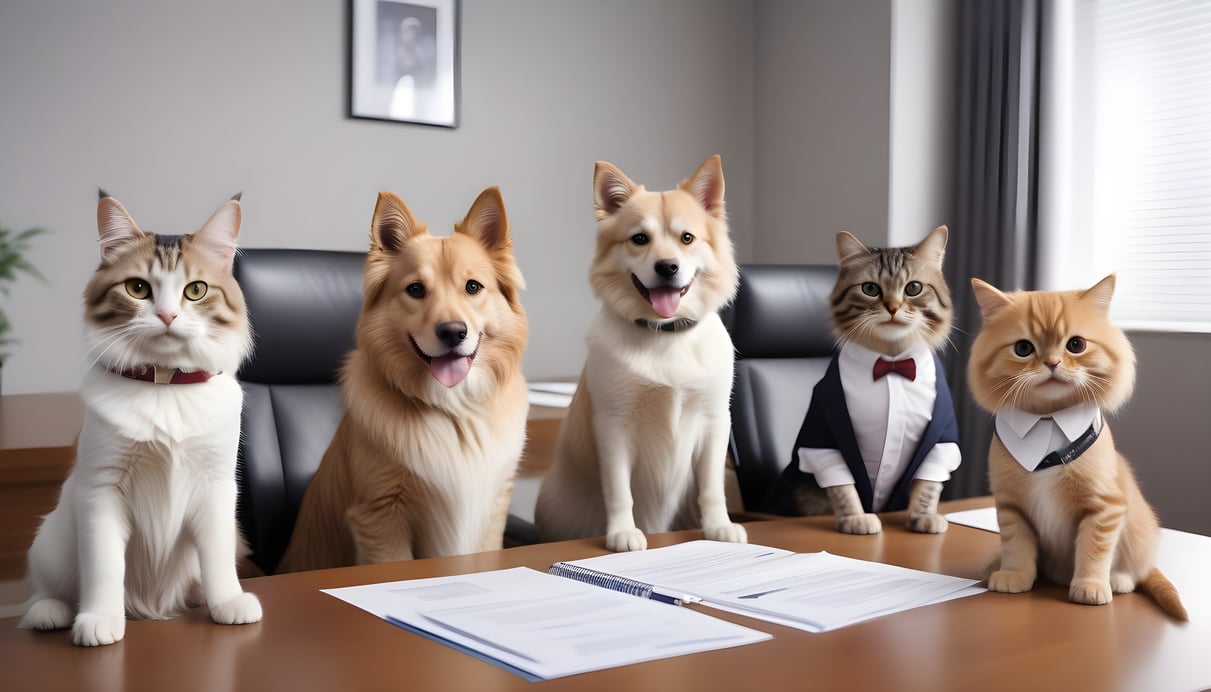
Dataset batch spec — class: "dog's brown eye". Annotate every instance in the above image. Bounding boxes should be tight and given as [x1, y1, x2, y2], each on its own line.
[125, 279, 152, 300]
[630, 233, 649, 246]
[905, 281, 922, 297]
[1067, 336, 1086, 354]
[466, 280, 482, 295]
[405, 282, 425, 299]
[681, 232, 694, 245]
[861, 282, 881, 297]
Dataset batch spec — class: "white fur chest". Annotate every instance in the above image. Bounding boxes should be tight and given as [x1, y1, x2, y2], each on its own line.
[585, 310, 734, 392]
[80, 368, 244, 445]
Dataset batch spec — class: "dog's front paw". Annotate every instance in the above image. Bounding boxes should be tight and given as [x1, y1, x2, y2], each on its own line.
[210, 592, 263, 625]
[988, 569, 1035, 594]
[908, 512, 949, 534]
[1069, 579, 1113, 606]
[72, 612, 125, 647]
[605, 528, 648, 552]
[19, 598, 73, 631]
[704, 522, 748, 544]
[836, 513, 882, 535]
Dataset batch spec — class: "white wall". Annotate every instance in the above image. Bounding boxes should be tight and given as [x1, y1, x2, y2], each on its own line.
[0, 0, 756, 394]
[889, 0, 958, 247]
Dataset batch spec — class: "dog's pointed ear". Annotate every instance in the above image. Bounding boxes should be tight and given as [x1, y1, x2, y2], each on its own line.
[457, 186, 512, 253]
[370, 191, 425, 254]
[594, 161, 640, 220]
[97, 193, 145, 262]
[678, 154, 726, 219]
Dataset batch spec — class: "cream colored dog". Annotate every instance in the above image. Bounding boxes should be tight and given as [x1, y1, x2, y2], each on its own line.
[277, 187, 528, 572]
[534, 155, 747, 551]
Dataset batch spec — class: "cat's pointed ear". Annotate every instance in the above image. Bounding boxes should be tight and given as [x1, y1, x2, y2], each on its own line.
[594, 161, 641, 220]
[370, 191, 426, 254]
[835, 231, 869, 264]
[195, 198, 242, 272]
[971, 277, 1012, 320]
[457, 186, 512, 254]
[913, 225, 949, 265]
[96, 192, 145, 261]
[1079, 273, 1116, 314]
[678, 154, 726, 219]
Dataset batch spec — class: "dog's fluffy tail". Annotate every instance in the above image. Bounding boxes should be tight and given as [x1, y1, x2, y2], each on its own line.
[1139, 568, 1188, 620]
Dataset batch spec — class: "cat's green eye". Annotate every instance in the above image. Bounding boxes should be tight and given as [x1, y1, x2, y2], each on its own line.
[183, 281, 208, 301]
[861, 282, 881, 297]
[905, 281, 923, 297]
[631, 233, 650, 246]
[466, 279, 482, 295]
[1066, 336, 1087, 354]
[681, 232, 695, 245]
[1013, 340, 1035, 357]
[124, 279, 151, 300]
[405, 282, 426, 299]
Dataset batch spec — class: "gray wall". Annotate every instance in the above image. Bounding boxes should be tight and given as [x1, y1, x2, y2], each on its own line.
[2, 1, 1205, 535]
[0, 0, 756, 393]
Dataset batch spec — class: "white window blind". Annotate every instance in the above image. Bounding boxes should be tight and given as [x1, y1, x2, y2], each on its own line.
[1077, 0, 1211, 331]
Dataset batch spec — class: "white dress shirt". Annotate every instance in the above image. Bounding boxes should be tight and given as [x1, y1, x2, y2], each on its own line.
[995, 403, 1101, 471]
[798, 341, 962, 511]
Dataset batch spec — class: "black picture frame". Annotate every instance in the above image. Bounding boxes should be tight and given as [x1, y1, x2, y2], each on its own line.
[348, 0, 459, 128]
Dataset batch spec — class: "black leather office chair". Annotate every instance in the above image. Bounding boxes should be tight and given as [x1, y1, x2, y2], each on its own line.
[722, 264, 839, 512]
[233, 249, 365, 574]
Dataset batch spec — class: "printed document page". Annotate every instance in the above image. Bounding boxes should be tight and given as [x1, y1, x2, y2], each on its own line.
[324, 566, 770, 680]
[558, 541, 984, 633]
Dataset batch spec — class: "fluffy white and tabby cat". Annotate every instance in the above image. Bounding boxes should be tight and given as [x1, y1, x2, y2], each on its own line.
[19, 192, 262, 646]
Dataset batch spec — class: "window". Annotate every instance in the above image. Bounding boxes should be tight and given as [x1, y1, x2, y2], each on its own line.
[1043, 0, 1211, 332]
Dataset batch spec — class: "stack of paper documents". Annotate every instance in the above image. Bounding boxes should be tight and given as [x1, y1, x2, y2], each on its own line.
[552, 540, 984, 633]
[324, 566, 770, 681]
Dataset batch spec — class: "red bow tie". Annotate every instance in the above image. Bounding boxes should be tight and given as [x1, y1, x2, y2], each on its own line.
[873, 357, 916, 382]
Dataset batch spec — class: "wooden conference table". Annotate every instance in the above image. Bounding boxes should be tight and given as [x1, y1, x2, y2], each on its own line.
[0, 497, 1207, 692]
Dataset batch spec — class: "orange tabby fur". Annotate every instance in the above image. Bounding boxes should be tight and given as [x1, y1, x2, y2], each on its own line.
[968, 275, 1186, 619]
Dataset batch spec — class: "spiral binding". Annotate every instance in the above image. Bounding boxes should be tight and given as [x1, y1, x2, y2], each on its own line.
[548, 563, 656, 599]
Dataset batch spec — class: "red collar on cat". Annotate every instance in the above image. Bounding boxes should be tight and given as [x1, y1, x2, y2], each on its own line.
[113, 366, 219, 385]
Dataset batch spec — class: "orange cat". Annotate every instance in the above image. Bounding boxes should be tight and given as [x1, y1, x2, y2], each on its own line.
[967, 274, 1186, 619]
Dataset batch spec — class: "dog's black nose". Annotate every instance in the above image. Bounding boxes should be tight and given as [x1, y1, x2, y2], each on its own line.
[655, 260, 679, 278]
[436, 321, 468, 348]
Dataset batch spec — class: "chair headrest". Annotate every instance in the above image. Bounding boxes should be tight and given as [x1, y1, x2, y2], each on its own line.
[724, 264, 839, 359]
[234, 249, 366, 385]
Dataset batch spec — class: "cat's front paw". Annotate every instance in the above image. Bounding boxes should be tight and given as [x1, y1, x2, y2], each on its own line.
[210, 592, 263, 625]
[605, 528, 647, 552]
[72, 612, 125, 647]
[988, 569, 1035, 594]
[1069, 579, 1113, 606]
[19, 598, 73, 631]
[703, 522, 748, 544]
[908, 512, 949, 534]
[1110, 572, 1136, 594]
[836, 513, 882, 535]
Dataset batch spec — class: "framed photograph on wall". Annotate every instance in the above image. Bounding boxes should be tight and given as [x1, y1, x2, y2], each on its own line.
[349, 0, 459, 128]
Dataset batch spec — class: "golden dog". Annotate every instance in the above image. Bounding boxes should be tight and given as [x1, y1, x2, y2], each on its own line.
[277, 187, 528, 571]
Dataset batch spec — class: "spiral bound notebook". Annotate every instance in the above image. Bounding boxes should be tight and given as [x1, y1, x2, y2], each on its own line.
[322, 566, 769, 681]
[549, 540, 984, 633]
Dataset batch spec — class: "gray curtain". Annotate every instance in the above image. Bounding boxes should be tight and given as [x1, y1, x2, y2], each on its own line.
[943, 0, 1042, 500]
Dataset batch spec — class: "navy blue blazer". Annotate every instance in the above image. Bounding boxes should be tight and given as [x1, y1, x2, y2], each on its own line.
[763, 351, 960, 515]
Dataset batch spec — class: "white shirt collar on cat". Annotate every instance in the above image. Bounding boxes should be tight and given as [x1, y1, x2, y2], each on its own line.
[840, 341, 929, 371]
[996, 403, 1101, 471]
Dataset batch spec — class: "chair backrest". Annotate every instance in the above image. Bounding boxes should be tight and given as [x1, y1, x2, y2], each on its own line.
[722, 264, 839, 511]
[233, 249, 366, 574]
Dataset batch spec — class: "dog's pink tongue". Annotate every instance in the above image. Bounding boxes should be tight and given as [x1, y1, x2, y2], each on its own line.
[648, 286, 683, 318]
[429, 355, 472, 387]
